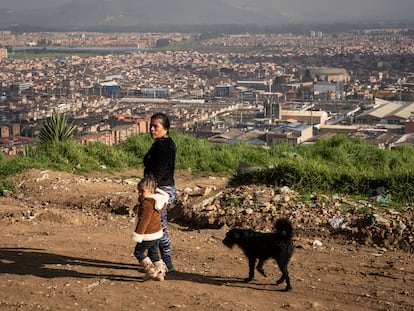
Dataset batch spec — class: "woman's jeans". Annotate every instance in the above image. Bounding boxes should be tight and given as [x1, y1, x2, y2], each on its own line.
[159, 185, 176, 267]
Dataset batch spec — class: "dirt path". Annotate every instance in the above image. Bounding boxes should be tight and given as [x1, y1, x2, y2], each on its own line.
[0, 169, 413, 311]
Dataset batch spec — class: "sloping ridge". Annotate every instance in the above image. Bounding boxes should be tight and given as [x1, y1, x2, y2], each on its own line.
[0, 0, 286, 29]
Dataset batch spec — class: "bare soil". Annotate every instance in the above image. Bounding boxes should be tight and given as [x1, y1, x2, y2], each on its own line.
[0, 169, 413, 311]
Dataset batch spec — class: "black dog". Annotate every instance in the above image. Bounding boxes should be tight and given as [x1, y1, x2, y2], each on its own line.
[222, 218, 294, 291]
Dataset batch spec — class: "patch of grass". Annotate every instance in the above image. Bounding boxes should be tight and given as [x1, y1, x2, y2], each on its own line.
[1, 132, 414, 205]
[0, 179, 13, 195]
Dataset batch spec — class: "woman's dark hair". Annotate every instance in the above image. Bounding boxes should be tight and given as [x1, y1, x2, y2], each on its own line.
[151, 113, 171, 132]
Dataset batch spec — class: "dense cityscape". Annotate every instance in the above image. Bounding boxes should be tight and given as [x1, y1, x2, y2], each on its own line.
[1, 27, 414, 155]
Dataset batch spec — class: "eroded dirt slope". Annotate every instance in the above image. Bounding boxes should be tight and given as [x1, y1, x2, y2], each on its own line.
[0, 169, 413, 311]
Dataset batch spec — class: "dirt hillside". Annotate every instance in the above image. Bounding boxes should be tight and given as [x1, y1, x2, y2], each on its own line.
[0, 169, 413, 311]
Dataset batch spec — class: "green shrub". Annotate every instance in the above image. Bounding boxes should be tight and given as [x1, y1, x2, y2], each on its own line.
[84, 141, 131, 169]
[1, 132, 414, 204]
[0, 179, 13, 194]
[118, 134, 152, 165]
[0, 154, 39, 178]
[232, 134, 414, 203]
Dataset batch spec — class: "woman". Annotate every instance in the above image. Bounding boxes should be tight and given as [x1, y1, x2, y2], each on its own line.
[143, 113, 177, 272]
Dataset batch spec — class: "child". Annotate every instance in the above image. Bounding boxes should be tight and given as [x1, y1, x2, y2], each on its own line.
[131, 175, 169, 281]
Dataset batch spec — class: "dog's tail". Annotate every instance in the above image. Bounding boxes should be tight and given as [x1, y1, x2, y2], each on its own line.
[275, 218, 293, 239]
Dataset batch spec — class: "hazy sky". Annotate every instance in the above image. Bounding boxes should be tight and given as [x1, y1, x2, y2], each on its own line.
[236, 0, 414, 23]
[1, 0, 413, 24]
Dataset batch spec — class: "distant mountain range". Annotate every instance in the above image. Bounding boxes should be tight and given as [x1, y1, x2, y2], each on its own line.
[1, 0, 413, 33]
[0, 0, 289, 31]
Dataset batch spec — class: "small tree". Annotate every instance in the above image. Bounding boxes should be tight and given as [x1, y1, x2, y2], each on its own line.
[39, 113, 76, 145]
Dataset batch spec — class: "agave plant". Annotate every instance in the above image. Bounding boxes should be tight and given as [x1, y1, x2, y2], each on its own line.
[21, 145, 36, 157]
[38, 113, 76, 145]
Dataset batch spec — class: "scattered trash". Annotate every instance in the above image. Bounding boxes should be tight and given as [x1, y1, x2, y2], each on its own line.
[328, 217, 344, 229]
[312, 240, 323, 247]
[83, 278, 108, 294]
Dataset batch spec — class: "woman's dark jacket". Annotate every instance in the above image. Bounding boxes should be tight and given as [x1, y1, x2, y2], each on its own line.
[143, 136, 176, 187]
